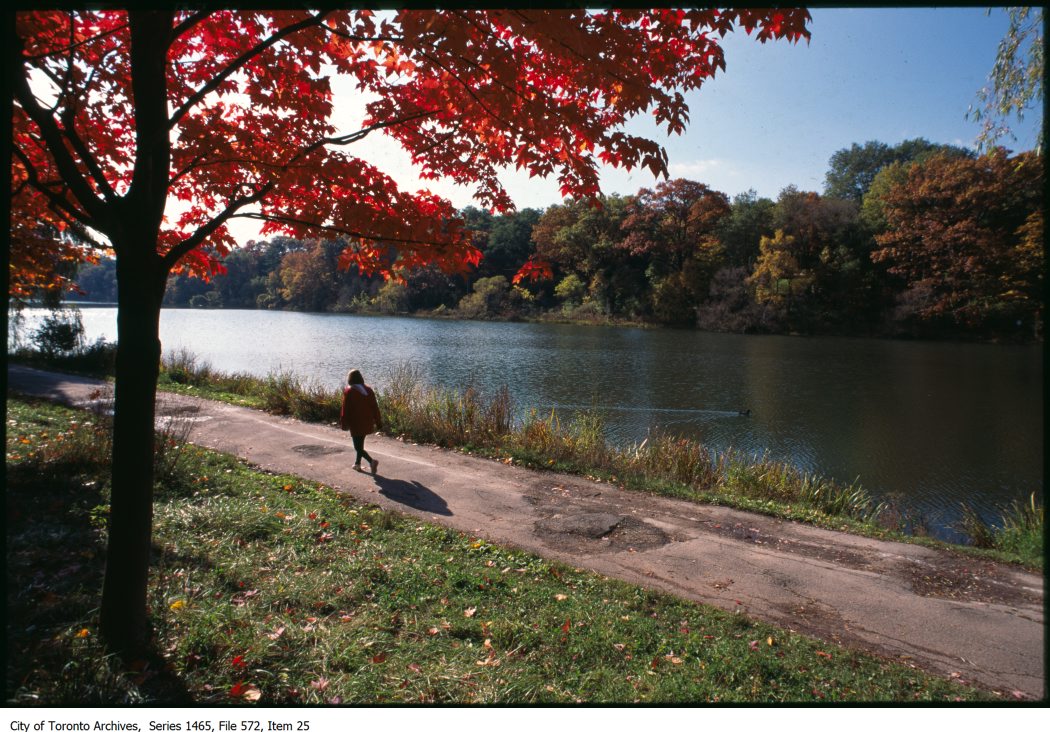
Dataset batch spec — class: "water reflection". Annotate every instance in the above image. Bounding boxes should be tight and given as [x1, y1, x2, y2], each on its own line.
[14, 307, 1042, 539]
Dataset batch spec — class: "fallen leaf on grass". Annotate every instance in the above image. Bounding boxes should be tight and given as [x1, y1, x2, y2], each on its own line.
[408, 663, 422, 674]
[464, 607, 477, 618]
[310, 678, 329, 692]
[748, 640, 759, 652]
[266, 626, 285, 640]
[554, 594, 568, 601]
[815, 651, 833, 659]
[371, 652, 388, 664]
[169, 600, 185, 611]
[243, 687, 261, 702]
[75, 628, 90, 638]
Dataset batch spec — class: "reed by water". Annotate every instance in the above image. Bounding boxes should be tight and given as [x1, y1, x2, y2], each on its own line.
[149, 350, 1040, 565]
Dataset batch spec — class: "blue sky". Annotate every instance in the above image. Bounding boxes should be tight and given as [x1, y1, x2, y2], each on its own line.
[343, 6, 1041, 208]
[226, 7, 1040, 243]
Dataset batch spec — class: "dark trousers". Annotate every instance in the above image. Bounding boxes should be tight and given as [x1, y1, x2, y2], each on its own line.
[352, 434, 372, 465]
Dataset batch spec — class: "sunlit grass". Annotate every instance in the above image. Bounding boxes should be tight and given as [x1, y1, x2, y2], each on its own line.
[6, 396, 993, 704]
[13, 345, 1043, 567]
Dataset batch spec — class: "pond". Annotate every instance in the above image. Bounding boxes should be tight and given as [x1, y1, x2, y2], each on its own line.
[13, 306, 1043, 541]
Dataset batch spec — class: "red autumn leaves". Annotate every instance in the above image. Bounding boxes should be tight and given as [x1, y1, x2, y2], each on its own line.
[12, 9, 810, 294]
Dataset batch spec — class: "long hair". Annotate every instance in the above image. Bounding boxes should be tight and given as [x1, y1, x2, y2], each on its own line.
[347, 369, 364, 386]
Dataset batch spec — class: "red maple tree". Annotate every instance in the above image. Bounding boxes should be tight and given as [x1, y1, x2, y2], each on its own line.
[11, 8, 810, 652]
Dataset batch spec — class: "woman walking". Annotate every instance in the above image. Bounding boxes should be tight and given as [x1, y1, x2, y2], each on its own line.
[340, 369, 384, 474]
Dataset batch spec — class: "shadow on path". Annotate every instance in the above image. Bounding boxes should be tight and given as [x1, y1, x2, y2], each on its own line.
[373, 475, 452, 516]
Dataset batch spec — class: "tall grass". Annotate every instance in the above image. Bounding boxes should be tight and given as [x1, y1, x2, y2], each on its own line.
[28, 345, 1040, 559]
[383, 364, 513, 446]
[160, 348, 258, 396]
[7, 396, 991, 704]
[956, 493, 1043, 565]
[259, 370, 340, 422]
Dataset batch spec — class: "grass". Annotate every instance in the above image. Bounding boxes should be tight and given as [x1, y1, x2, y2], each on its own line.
[11, 345, 1044, 568]
[6, 395, 997, 704]
[154, 356, 1042, 567]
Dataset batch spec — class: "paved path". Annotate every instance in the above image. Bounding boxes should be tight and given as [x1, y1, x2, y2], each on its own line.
[7, 365, 1045, 699]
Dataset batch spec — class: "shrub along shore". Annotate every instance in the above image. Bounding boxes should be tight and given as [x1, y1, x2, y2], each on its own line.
[7, 341, 1043, 569]
[163, 352, 1045, 568]
[7, 394, 997, 703]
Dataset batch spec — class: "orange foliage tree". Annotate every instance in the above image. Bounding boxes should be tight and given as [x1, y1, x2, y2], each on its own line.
[11, 8, 810, 652]
[871, 149, 1043, 336]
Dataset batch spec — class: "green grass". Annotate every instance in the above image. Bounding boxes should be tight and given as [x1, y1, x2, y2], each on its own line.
[13, 345, 1045, 568]
[6, 395, 996, 704]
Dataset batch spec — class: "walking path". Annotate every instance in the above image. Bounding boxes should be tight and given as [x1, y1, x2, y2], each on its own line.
[7, 365, 1045, 699]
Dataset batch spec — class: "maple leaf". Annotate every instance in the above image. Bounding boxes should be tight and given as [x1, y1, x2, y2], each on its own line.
[11, 6, 813, 652]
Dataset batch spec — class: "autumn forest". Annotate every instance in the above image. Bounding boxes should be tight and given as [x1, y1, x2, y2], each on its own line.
[72, 139, 1044, 342]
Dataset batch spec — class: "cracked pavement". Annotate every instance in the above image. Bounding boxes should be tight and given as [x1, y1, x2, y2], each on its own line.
[7, 364, 1045, 699]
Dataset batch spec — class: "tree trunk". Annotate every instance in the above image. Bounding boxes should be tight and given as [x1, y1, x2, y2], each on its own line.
[98, 10, 174, 654]
[99, 246, 166, 653]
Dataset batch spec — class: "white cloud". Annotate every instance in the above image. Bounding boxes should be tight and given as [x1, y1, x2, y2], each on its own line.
[667, 159, 727, 178]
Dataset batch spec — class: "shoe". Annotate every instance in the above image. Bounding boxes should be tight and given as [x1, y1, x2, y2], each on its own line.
[353, 464, 364, 472]
[370, 458, 379, 475]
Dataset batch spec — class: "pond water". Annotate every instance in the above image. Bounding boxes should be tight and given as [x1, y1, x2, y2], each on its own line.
[13, 306, 1044, 540]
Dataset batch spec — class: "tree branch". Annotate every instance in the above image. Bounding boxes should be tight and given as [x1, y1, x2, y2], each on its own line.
[20, 17, 129, 62]
[168, 11, 333, 130]
[11, 33, 107, 223]
[60, 107, 119, 203]
[324, 109, 437, 147]
[160, 182, 276, 271]
[13, 146, 98, 231]
[232, 211, 455, 249]
[170, 10, 212, 44]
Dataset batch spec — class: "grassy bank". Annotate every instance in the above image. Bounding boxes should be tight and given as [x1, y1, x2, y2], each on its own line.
[147, 351, 1044, 569]
[6, 395, 995, 703]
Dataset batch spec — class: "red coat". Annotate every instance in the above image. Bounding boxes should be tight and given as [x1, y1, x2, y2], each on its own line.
[340, 384, 383, 436]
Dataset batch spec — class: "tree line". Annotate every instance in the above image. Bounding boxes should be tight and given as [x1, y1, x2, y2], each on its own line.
[72, 139, 1043, 342]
